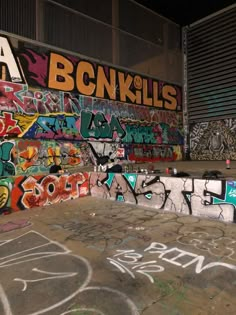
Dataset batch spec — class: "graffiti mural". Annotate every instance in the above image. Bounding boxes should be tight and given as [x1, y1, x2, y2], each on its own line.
[16, 139, 91, 174]
[0, 171, 89, 214]
[80, 110, 126, 141]
[88, 141, 125, 165]
[190, 119, 236, 160]
[0, 140, 16, 176]
[1, 35, 181, 107]
[18, 48, 181, 109]
[90, 173, 236, 222]
[0, 177, 13, 215]
[0, 33, 183, 167]
[0, 80, 183, 145]
[126, 144, 183, 162]
[11, 172, 89, 210]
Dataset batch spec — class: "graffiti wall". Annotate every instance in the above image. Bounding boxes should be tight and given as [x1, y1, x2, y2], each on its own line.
[0, 138, 92, 175]
[0, 34, 183, 170]
[1, 169, 236, 222]
[0, 177, 14, 215]
[90, 172, 236, 222]
[0, 172, 89, 214]
[190, 119, 236, 160]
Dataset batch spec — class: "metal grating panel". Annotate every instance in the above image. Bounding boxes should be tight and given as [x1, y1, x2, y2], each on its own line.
[0, 0, 182, 84]
[0, 0, 36, 39]
[43, 1, 113, 62]
[119, 0, 164, 45]
[52, 0, 112, 24]
[187, 6, 236, 123]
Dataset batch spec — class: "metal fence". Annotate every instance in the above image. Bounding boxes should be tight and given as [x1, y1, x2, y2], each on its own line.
[0, 0, 182, 84]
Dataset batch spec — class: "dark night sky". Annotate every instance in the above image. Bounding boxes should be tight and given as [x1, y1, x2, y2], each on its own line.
[135, 0, 236, 25]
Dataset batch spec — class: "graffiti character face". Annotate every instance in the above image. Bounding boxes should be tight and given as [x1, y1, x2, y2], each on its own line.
[134, 75, 142, 89]
[210, 131, 224, 152]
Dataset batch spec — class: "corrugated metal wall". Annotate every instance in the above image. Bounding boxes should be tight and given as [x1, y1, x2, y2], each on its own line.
[186, 6, 236, 123]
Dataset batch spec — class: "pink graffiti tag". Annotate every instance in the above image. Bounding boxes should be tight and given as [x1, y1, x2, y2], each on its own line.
[0, 219, 31, 233]
[20, 49, 48, 87]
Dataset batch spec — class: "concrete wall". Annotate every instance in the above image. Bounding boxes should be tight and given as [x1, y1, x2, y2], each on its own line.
[1, 34, 235, 223]
[2, 170, 236, 224]
[90, 172, 236, 223]
[0, 33, 183, 175]
[0, 172, 89, 215]
[0, 32, 184, 215]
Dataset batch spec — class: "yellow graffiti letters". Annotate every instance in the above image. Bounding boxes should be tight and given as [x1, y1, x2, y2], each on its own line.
[48, 53, 74, 91]
[47, 53, 179, 110]
[118, 73, 136, 103]
[142, 79, 152, 106]
[162, 85, 177, 110]
[96, 66, 116, 100]
[76, 61, 96, 95]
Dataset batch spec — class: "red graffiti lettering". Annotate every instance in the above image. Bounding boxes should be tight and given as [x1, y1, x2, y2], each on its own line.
[21, 173, 86, 208]
[0, 112, 22, 136]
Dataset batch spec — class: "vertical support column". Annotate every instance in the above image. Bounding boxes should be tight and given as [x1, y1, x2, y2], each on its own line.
[182, 26, 190, 160]
[36, 0, 44, 42]
[112, 0, 119, 65]
[163, 22, 169, 81]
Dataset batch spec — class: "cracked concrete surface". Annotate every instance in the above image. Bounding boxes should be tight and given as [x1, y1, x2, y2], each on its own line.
[0, 197, 236, 314]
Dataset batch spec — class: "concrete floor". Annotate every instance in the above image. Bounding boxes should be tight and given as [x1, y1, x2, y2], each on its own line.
[1, 196, 236, 314]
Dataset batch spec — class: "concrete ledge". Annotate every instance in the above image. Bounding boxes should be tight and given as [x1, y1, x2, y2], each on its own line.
[90, 172, 236, 223]
[0, 172, 90, 215]
[1, 171, 236, 224]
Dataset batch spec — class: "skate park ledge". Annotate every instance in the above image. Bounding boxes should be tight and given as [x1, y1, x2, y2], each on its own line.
[0, 160, 235, 223]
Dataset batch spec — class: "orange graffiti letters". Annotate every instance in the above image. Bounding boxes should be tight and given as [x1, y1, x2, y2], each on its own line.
[48, 53, 179, 110]
[21, 173, 86, 208]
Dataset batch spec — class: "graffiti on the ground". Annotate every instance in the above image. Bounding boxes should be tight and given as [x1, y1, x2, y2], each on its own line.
[90, 173, 236, 222]
[0, 219, 31, 233]
[108, 242, 236, 283]
[0, 231, 139, 315]
[190, 119, 236, 160]
[177, 232, 236, 261]
[51, 219, 151, 252]
[107, 249, 164, 283]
